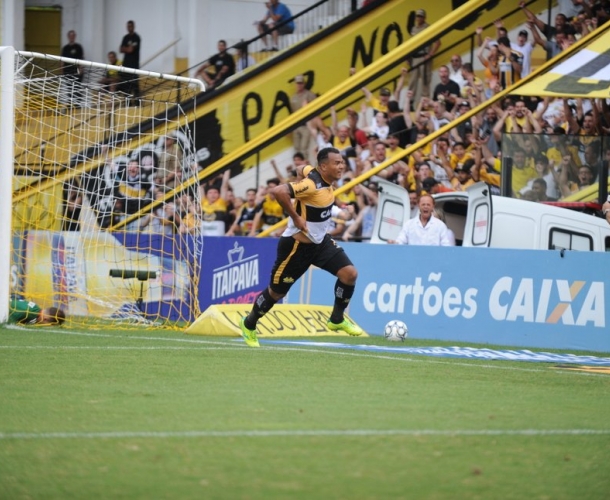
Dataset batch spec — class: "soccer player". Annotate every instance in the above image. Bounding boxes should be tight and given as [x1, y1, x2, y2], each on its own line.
[239, 147, 363, 347]
[8, 297, 66, 325]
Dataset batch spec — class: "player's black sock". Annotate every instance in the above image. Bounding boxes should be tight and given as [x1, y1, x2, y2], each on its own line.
[244, 288, 276, 330]
[330, 280, 355, 324]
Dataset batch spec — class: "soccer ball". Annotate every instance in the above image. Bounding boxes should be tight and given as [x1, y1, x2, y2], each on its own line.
[384, 320, 408, 342]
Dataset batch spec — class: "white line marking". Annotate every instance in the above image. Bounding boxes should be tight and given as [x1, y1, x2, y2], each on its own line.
[10, 330, 607, 377]
[0, 429, 608, 440]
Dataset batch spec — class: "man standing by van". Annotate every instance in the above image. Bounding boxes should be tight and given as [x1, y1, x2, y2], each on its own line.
[389, 194, 452, 246]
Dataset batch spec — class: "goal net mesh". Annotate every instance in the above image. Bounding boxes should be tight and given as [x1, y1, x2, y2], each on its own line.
[10, 51, 204, 328]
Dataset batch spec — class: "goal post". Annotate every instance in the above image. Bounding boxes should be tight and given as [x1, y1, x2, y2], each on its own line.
[1, 47, 207, 328]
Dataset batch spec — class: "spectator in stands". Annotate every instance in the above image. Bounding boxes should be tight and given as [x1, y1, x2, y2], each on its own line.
[155, 133, 184, 190]
[390, 194, 452, 246]
[476, 35, 500, 95]
[448, 159, 476, 191]
[290, 74, 317, 158]
[195, 40, 236, 90]
[559, 162, 596, 198]
[564, 99, 601, 149]
[328, 107, 357, 154]
[520, 154, 560, 200]
[361, 107, 390, 141]
[531, 178, 558, 202]
[200, 169, 231, 232]
[176, 194, 201, 235]
[61, 30, 84, 82]
[113, 158, 152, 230]
[119, 20, 141, 100]
[349, 67, 399, 118]
[514, 29, 535, 77]
[582, 140, 603, 179]
[235, 42, 256, 73]
[99, 51, 122, 93]
[497, 36, 523, 90]
[62, 178, 83, 231]
[342, 182, 378, 242]
[144, 188, 178, 235]
[508, 147, 538, 196]
[528, 22, 566, 60]
[345, 108, 368, 149]
[407, 9, 441, 105]
[256, 0, 295, 52]
[432, 66, 460, 113]
[249, 179, 286, 237]
[520, 1, 572, 41]
[448, 54, 466, 90]
[226, 188, 258, 236]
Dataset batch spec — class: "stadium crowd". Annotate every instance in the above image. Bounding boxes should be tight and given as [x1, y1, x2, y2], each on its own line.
[61, 0, 610, 242]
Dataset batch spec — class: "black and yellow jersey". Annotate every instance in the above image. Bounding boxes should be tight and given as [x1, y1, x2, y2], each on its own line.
[282, 167, 335, 244]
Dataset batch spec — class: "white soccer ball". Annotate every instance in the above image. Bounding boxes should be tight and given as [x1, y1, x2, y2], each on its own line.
[384, 320, 408, 342]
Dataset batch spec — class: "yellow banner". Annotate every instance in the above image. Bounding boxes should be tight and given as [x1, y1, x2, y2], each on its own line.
[518, 30, 610, 98]
[186, 304, 367, 338]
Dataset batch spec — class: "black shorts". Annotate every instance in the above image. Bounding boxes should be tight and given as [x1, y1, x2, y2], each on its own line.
[262, 23, 294, 35]
[269, 234, 352, 295]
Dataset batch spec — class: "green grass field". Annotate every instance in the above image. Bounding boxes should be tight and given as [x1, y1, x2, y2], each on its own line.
[1, 325, 609, 499]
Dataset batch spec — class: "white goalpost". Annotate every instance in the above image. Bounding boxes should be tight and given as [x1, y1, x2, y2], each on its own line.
[1, 47, 207, 328]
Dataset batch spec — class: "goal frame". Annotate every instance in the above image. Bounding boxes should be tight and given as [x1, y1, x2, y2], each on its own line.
[0, 46, 204, 323]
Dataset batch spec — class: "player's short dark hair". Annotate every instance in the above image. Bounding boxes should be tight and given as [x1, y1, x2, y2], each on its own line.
[47, 307, 66, 325]
[317, 147, 340, 165]
[293, 152, 305, 161]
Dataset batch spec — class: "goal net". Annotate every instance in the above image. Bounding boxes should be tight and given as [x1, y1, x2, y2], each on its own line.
[1, 47, 206, 328]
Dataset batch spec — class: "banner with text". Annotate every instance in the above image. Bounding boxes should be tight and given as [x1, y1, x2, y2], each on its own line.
[283, 243, 610, 353]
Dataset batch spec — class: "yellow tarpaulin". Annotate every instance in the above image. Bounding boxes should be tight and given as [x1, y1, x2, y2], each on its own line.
[518, 29, 610, 98]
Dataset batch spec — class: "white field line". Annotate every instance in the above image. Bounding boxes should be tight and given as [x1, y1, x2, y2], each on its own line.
[3, 330, 608, 377]
[0, 428, 609, 440]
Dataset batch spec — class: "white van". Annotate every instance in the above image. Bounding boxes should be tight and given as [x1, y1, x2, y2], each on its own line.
[370, 180, 610, 252]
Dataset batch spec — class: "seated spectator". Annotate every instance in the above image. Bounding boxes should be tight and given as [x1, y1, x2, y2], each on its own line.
[389, 194, 453, 246]
[99, 51, 122, 92]
[256, 0, 295, 52]
[195, 40, 236, 89]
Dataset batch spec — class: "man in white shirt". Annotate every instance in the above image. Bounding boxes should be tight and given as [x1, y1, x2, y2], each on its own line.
[390, 194, 452, 246]
[448, 54, 466, 90]
[513, 30, 534, 77]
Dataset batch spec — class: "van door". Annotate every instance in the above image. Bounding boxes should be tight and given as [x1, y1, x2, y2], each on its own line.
[462, 182, 493, 247]
[370, 179, 410, 243]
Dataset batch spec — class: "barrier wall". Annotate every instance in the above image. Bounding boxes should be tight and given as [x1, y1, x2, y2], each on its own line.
[12, 231, 609, 352]
[285, 242, 610, 353]
[197, 237, 610, 352]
